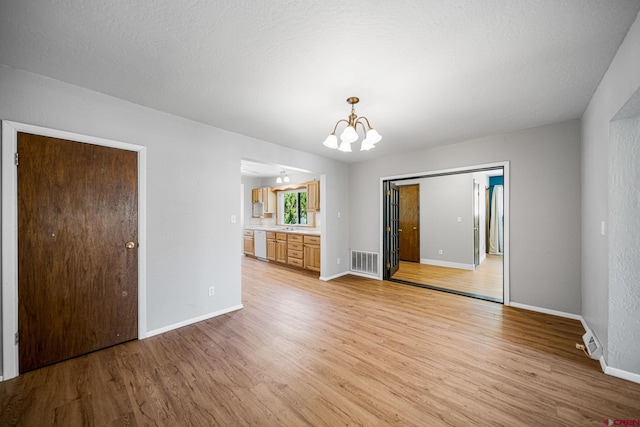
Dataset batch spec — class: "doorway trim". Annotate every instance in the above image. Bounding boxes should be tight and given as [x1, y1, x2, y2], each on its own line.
[2, 121, 147, 381]
[379, 161, 510, 305]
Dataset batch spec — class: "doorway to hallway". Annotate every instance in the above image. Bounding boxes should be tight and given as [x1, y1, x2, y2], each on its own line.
[382, 164, 508, 303]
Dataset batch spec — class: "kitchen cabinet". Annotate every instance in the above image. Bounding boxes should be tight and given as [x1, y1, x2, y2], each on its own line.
[266, 232, 277, 261]
[276, 232, 288, 263]
[303, 235, 321, 272]
[251, 189, 261, 204]
[244, 229, 319, 274]
[307, 181, 320, 212]
[287, 234, 304, 268]
[243, 230, 254, 255]
[261, 187, 276, 214]
[252, 187, 276, 214]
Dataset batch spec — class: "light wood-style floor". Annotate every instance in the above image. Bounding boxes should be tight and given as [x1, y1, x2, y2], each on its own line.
[393, 254, 503, 301]
[2, 257, 639, 425]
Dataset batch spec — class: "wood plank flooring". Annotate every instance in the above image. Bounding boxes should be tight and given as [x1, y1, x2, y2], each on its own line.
[1, 256, 639, 425]
[393, 254, 503, 300]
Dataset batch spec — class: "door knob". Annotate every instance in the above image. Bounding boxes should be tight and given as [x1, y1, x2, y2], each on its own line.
[413, 227, 417, 230]
[398, 228, 403, 232]
[125, 241, 136, 249]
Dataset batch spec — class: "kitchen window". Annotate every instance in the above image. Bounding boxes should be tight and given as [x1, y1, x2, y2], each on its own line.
[278, 189, 308, 225]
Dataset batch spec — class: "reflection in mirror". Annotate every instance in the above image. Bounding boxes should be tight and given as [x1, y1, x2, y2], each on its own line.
[387, 168, 504, 303]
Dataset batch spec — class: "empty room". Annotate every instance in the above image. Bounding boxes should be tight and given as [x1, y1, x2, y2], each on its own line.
[1, 1, 640, 425]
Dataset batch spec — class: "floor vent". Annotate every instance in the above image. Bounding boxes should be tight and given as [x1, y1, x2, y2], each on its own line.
[351, 250, 379, 275]
[582, 330, 603, 360]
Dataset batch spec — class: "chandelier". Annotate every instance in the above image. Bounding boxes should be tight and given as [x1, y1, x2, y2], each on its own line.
[322, 97, 381, 152]
[276, 171, 290, 184]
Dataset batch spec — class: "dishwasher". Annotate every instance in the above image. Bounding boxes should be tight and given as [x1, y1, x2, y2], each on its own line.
[253, 230, 267, 260]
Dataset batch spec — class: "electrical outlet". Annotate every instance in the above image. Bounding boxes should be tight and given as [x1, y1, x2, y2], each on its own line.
[208, 286, 215, 296]
[337, 257, 341, 265]
[438, 249, 443, 255]
[575, 343, 585, 350]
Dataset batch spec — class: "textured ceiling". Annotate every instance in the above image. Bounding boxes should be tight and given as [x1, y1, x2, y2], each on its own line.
[1, 1, 639, 163]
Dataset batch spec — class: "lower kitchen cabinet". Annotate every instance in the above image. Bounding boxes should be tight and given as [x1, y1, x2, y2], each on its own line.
[244, 229, 319, 274]
[243, 230, 254, 255]
[303, 235, 321, 272]
[266, 232, 277, 261]
[276, 233, 288, 263]
[287, 234, 304, 268]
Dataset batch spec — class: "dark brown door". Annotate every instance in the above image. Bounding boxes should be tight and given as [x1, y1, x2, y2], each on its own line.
[384, 181, 400, 278]
[399, 184, 420, 262]
[17, 132, 138, 373]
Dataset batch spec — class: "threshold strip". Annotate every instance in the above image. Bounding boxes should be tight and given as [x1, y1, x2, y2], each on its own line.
[387, 278, 503, 304]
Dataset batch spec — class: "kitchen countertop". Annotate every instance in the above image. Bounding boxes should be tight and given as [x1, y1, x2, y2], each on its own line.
[244, 225, 320, 235]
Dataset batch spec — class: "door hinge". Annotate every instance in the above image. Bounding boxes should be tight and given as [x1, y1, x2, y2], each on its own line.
[14, 331, 19, 345]
[14, 152, 19, 166]
[386, 262, 391, 269]
[386, 190, 391, 196]
[387, 226, 391, 232]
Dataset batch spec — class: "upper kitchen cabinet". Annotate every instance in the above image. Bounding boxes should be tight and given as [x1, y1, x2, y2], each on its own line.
[252, 187, 276, 215]
[261, 187, 276, 214]
[307, 180, 320, 212]
[251, 188, 261, 204]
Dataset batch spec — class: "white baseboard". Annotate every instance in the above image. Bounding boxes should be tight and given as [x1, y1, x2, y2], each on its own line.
[578, 316, 590, 333]
[508, 302, 582, 320]
[600, 356, 608, 373]
[604, 365, 640, 384]
[145, 304, 243, 338]
[319, 271, 351, 281]
[346, 270, 382, 280]
[513, 307, 640, 385]
[420, 258, 474, 271]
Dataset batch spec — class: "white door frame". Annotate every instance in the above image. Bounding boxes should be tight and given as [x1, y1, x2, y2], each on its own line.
[379, 161, 510, 305]
[1, 121, 147, 381]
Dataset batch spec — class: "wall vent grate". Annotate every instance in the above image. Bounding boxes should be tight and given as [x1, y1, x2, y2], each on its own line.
[582, 330, 603, 360]
[351, 250, 379, 275]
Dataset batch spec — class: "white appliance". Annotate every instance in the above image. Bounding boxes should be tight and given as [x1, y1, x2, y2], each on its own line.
[252, 202, 264, 217]
[254, 230, 267, 260]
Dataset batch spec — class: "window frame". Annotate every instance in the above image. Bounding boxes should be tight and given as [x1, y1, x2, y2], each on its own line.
[277, 188, 310, 226]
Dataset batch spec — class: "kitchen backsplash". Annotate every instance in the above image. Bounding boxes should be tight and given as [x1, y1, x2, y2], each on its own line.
[245, 213, 319, 228]
[249, 217, 276, 226]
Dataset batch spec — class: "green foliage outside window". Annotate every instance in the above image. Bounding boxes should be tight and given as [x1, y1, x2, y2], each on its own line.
[283, 191, 307, 225]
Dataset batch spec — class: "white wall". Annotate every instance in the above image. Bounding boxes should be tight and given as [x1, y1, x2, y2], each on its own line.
[581, 10, 640, 375]
[418, 174, 474, 267]
[609, 112, 640, 375]
[0, 65, 350, 375]
[349, 119, 581, 313]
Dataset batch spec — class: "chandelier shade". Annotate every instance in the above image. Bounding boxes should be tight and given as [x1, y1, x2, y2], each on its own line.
[322, 97, 381, 152]
[322, 134, 339, 149]
[276, 171, 290, 183]
[338, 140, 352, 152]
